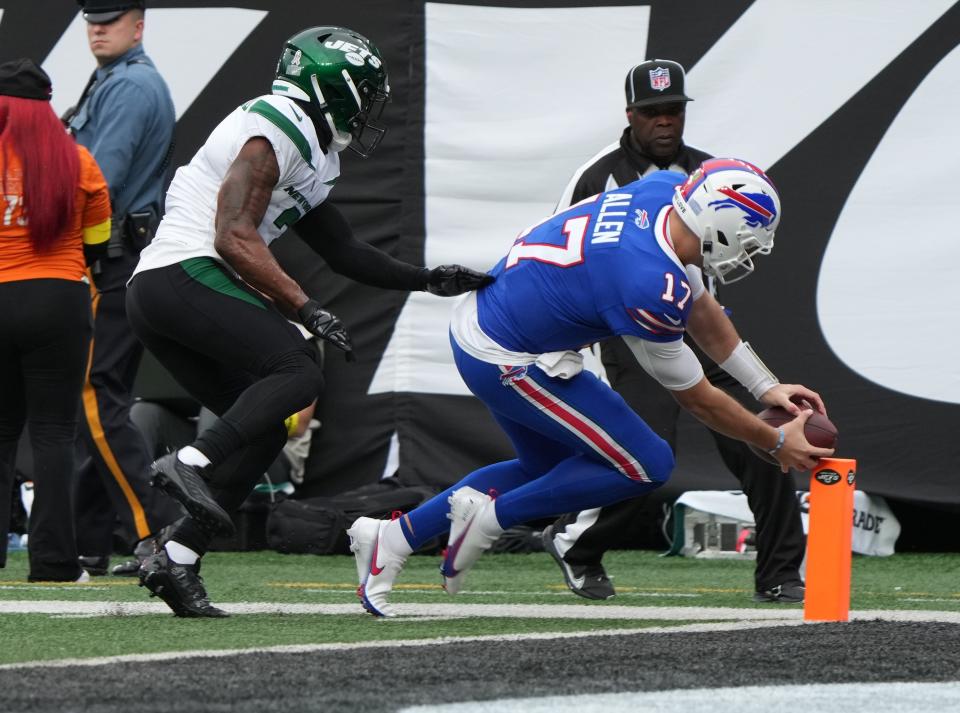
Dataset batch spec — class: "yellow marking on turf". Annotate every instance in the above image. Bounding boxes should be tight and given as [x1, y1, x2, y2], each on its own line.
[0, 585, 110, 592]
[0, 579, 137, 588]
[545, 584, 750, 594]
[273, 582, 709, 596]
[268, 582, 445, 591]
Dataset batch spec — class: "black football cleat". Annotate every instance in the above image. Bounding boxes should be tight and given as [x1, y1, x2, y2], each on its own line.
[754, 581, 805, 603]
[149, 453, 235, 536]
[139, 552, 228, 618]
[541, 525, 615, 600]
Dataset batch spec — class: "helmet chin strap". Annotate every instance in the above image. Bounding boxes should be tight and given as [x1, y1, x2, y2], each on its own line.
[309, 73, 352, 153]
[325, 114, 352, 153]
[699, 225, 718, 276]
[289, 97, 347, 154]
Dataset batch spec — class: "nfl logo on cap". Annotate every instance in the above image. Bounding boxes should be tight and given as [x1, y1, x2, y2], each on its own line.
[625, 59, 692, 108]
[649, 66, 671, 91]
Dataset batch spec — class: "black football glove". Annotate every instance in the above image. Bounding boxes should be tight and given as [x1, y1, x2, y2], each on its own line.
[424, 265, 494, 297]
[297, 299, 353, 356]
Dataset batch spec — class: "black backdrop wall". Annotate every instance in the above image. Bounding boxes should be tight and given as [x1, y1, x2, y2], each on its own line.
[10, 2, 960, 530]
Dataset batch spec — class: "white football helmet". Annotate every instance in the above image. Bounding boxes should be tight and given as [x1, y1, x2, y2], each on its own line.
[672, 158, 781, 284]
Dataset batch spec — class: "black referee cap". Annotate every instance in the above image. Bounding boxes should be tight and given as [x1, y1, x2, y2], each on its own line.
[625, 59, 692, 108]
[77, 0, 146, 24]
[0, 58, 53, 101]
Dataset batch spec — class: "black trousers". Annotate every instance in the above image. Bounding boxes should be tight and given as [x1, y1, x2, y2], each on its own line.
[75, 282, 181, 556]
[126, 260, 323, 555]
[0, 279, 90, 580]
[552, 336, 806, 591]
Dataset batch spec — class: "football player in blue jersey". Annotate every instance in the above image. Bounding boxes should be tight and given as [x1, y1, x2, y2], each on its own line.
[348, 157, 834, 617]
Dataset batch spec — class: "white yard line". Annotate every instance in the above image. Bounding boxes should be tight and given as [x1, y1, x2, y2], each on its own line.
[2, 600, 960, 622]
[0, 619, 805, 670]
[0, 600, 958, 670]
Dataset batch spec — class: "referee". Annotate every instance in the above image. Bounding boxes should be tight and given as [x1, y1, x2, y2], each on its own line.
[542, 59, 807, 604]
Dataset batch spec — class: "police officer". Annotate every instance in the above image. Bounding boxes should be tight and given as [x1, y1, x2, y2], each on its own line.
[67, 0, 180, 575]
[542, 60, 807, 604]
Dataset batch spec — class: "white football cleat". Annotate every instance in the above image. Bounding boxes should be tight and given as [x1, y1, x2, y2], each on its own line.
[440, 486, 498, 595]
[347, 516, 407, 618]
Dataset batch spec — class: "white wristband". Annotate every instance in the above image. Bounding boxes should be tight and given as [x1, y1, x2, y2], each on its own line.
[719, 340, 779, 400]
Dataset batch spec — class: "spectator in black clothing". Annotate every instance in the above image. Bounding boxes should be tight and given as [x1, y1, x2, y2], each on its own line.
[0, 58, 112, 581]
[542, 59, 807, 604]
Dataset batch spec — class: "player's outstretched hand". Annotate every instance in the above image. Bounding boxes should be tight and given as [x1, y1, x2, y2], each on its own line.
[760, 383, 827, 417]
[425, 265, 494, 296]
[297, 299, 353, 356]
[775, 408, 835, 473]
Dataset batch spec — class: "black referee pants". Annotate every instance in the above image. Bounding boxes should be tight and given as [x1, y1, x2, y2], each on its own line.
[126, 259, 323, 555]
[76, 283, 182, 556]
[551, 336, 806, 592]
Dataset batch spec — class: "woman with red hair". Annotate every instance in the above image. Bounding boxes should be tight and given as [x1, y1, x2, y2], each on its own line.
[0, 58, 111, 581]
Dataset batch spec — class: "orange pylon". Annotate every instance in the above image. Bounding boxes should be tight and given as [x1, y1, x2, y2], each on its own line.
[804, 458, 857, 622]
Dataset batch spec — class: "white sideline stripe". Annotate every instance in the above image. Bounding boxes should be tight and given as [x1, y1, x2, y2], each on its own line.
[5, 601, 800, 618]
[0, 620, 805, 670]
[3, 600, 960, 623]
[397, 681, 960, 713]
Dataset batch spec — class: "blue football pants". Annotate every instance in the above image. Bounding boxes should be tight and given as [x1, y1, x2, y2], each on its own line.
[400, 336, 674, 550]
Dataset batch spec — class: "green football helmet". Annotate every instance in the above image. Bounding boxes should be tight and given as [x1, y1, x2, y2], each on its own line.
[273, 26, 390, 157]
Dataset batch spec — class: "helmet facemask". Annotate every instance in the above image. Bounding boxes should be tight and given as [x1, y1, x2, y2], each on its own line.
[308, 70, 389, 157]
[700, 224, 773, 284]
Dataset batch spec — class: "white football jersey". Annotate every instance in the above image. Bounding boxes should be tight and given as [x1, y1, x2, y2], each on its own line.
[133, 94, 339, 276]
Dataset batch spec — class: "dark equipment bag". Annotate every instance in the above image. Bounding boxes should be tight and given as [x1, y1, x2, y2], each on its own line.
[265, 478, 437, 555]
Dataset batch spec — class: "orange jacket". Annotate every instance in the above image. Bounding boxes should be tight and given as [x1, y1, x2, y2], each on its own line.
[0, 143, 111, 283]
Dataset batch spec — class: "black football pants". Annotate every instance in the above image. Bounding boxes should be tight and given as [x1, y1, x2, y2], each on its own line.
[551, 336, 806, 592]
[126, 259, 323, 555]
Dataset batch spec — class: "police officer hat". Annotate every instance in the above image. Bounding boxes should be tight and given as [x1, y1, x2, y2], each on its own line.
[625, 59, 693, 108]
[77, 0, 146, 24]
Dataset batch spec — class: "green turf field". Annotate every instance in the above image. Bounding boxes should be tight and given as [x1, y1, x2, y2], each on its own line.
[1, 549, 958, 665]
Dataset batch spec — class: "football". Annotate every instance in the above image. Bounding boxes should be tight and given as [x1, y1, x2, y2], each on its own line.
[748, 406, 838, 465]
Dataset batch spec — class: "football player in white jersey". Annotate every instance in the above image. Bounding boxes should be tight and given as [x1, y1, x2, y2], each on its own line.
[126, 26, 492, 617]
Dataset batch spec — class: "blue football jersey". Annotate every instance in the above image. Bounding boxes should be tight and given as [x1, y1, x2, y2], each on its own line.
[477, 172, 695, 354]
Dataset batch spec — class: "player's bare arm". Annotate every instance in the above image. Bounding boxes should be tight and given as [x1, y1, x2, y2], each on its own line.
[672, 377, 833, 472]
[214, 137, 309, 316]
[686, 290, 827, 416]
[684, 290, 739, 360]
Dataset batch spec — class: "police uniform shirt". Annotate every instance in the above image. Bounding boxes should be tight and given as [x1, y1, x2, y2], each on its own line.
[68, 44, 174, 219]
[134, 94, 339, 276]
